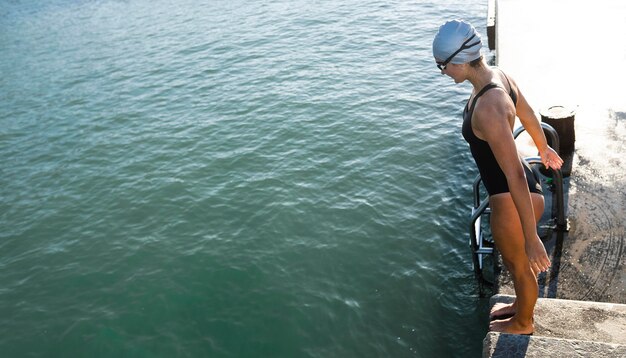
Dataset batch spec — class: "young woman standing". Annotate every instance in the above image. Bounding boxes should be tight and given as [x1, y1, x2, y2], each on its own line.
[432, 20, 563, 335]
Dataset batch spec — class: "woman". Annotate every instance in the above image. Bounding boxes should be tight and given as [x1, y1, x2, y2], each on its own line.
[432, 20, 563, 335]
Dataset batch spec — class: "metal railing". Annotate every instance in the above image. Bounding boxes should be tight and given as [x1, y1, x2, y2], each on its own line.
[469, 123, 567, 292]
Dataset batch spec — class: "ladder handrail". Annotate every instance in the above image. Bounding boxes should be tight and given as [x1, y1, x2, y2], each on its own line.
[513, 123, 566, 230]
[513, 123, 560, 154]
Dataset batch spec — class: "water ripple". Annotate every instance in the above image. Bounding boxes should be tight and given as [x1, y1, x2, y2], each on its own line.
[1, 0, 490, 356]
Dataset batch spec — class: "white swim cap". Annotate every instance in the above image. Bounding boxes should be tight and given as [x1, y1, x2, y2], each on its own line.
[432, 20, 482, 64]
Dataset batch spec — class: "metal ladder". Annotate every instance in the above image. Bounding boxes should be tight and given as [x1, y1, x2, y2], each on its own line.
[469, 123, 567, 294]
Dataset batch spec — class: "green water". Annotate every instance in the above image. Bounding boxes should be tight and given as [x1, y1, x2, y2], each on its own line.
[1, 0, 490, 356]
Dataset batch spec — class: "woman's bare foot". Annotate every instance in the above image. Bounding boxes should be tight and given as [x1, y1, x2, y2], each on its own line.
[490, 301, 516, 320]
[489, 316, 534, 335]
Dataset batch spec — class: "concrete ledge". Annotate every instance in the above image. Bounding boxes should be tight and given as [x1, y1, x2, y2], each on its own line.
[490, 294, 626, 344]
[483, 332, 626, 358]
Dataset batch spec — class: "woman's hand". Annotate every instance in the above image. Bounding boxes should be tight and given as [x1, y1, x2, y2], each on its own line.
[526, 234, 551, 275]
[540, 146, 563, 171]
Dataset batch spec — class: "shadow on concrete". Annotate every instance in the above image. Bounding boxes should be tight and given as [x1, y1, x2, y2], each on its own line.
[491, 334, 530, 358]
[543, 230, 566, 297]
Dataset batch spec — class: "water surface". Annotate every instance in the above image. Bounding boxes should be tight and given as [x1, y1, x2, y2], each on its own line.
[1, 0, 490, 356]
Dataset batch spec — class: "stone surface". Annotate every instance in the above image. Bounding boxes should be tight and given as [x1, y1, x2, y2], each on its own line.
[495, 0, 626, 305]
[490, 294, 626, 344]
[483, 332, 626, 358]
[485, 1, 626, 356]
[499, 110, 626, 304]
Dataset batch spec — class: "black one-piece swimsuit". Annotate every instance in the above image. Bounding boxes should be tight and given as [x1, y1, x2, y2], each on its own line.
[461, 74, 542, 196]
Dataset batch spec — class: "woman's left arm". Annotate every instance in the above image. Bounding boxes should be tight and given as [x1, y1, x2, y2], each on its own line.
[515, 87, 564, 171]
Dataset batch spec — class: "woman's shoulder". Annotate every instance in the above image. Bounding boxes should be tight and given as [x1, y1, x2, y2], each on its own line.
[473, 84, 517, 126]
[490, 67, 518, 91]
[474, 88, 514, 114]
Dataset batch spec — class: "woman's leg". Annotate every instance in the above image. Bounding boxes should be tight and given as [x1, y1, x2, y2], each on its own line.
[488, 192, 544, 334]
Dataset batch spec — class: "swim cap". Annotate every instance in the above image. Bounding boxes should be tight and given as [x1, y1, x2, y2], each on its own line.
[432, 20, 482, 64]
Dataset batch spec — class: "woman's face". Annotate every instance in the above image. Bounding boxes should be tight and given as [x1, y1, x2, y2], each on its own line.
[437, 61, 465, 83]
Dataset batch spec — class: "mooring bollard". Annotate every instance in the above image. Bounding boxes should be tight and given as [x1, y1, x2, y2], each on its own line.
[540, 106, 575, 177]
